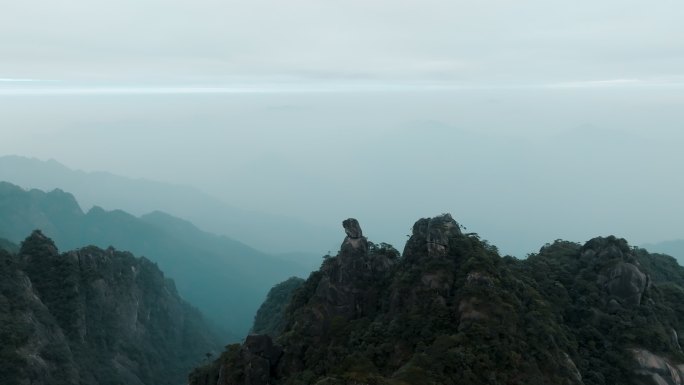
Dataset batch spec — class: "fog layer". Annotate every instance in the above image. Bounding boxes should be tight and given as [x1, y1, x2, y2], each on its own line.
[1, 86, 682, 257]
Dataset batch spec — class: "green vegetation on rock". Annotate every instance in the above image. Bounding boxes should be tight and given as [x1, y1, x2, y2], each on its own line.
[0, 181, 306, 338]
[191, 215, 684, 385]
[252, 277, 306, 337]
[0, 230, 221, 385]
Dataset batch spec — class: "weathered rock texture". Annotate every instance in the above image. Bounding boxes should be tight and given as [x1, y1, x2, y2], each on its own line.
[0, 230, 221, 385]
[190, 216, 684, 385]
[582, 236, 650, 308]
[403, 213, 463, 259]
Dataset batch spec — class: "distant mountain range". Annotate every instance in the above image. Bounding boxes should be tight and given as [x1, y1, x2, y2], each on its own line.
[0, 181, 307, 338]
[0, 155, 337, 266]
[643, 240, 684, 264]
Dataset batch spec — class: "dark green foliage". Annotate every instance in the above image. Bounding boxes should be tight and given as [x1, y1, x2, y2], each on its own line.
[1, 231, 222, 385]
[368, 242, 401, 260]
[0, 249, 29, 384]
[21, 231, 82, 338]
[192, 217, 684, 385]
[252, 277, 305, 337]
[514, 239, 684, 385]
[0, 181, 306, 338]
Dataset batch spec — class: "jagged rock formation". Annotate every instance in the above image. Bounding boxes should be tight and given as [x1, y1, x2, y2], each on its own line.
[582, 236, 649, 308]
[190, 215, 684, 385]
[0, 230, 221, 385]
[404, 213, 463, 259]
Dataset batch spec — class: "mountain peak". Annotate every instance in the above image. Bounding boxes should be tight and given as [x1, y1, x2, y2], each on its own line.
[404, 213, 463, 260]
[192, 215, 684, 385]
[19, 229, 59, 259]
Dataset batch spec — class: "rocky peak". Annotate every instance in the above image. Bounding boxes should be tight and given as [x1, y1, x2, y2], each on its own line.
[582, 236, 649, 308]
[244, 334, 283, 368]
[329, 219, 395, 283]
[581, 235, 636, 264]
[404, 213, 463, 259]
[191, 215, 684, 385]
[342, 218, 362, 238]
[19, 229, 59, 261]
[43, 188, 84, 216]
[9, 231, 221, 385]
[340, 218, 368, 256]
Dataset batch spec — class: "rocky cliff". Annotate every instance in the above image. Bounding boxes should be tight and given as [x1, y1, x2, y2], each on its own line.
[190, 214, 684, 385]
[0, 230, 221, 385]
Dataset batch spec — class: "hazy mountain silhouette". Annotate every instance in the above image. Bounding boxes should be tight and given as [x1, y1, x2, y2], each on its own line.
[0, 155, 337, 268]
[643, 239, 684, 264]
[0, 181, 307, 338]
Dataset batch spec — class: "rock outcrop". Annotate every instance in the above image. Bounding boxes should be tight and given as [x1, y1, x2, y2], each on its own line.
[191, 215, 684, 385]
[582, 236, 650, 308]
[340, 217, 369, 257]
[631, 349, 684, 385]
[403, 213, 462, 259]
[0, 230, 221, 385]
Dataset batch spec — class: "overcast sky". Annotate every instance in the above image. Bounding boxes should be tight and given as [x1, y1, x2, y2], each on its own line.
[2, 0, 684, 87]
[1, 1, 683, 256]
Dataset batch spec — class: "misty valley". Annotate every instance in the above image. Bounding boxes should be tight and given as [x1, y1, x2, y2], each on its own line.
[2, 1, 684, 383]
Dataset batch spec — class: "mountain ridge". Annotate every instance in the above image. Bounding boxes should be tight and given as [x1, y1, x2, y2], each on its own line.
[0, 230, 221, 385]
[0, 181, 307, 338]
[190, 214, 684, 385]
[643, 239, 684, 265]
[0, 155, 338, 262]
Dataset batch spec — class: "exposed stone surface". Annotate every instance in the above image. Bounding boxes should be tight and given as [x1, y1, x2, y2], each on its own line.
[600, 262, 649, 306]
[563, 352, 583, 384]
[403, 213, 463, 259]
[236, 219, 395, 383]
[340, 218, 368, 256]
[1, 231, 220, 385]
[582, 236, 650, 307]
[672, 329, 682, 352]
[631, 349, 684, 385]
[190, 217, 684, 385]
[241, 335, 283, 385]
[342, 218, 363, 239]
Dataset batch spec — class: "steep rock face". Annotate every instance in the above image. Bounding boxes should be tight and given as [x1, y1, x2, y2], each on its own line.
[192, 215, 684, 385]
[1, 230, 221, 385]
[0, 246, 77, 385]
[403, 213, 462, 259]
[274, 219, 398, 372]
[523, 238, 684, 385]
[631, 349, 684, 385]
[581, 236, 649, 308]
[191, 215, 581, 385]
